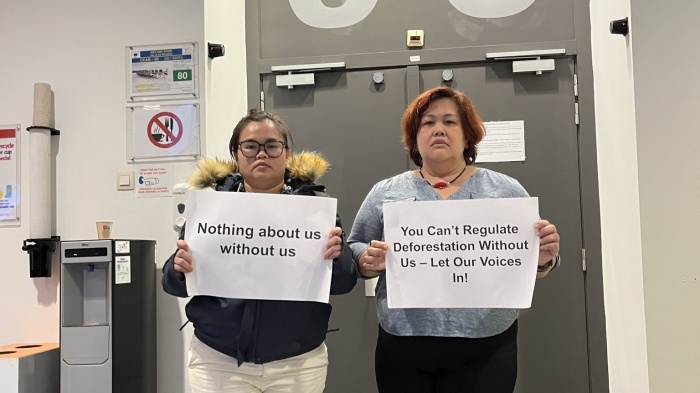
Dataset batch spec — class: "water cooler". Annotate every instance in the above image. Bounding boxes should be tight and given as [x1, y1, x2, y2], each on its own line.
[60, 239, 156, 392]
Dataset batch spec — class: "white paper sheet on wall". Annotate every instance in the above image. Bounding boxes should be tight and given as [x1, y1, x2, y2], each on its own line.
[134, 164, 173, 198]
[475, 120, 526, 163]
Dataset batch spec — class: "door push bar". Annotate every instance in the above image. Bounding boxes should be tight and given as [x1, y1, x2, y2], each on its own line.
[485, 49, 565, 75]
[271, 62, 346, 89]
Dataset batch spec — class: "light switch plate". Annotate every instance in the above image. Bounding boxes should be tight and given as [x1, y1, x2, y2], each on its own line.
[117, 171, 134, 191]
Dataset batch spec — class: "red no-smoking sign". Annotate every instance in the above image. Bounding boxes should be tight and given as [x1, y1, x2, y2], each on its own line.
[147, 112, 184, 148]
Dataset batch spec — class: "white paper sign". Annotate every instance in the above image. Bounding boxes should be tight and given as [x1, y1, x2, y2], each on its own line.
[185, 191, 337, 303]
[475, 120, 526, 163]
[134, 164, 173, 197]
[115, 240, 130, 254]
[115, 256, 131, 285]
[384, 197, 540, 309]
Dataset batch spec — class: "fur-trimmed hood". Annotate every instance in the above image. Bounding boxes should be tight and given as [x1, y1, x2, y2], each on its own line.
[188, 151, 329, 190]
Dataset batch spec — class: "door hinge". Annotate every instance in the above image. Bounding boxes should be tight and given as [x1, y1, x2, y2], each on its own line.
[582, 248, 587, 271]
[260, 91, 265, 111]
[575, 102, 580, 125]
[574, 73, 579, 97]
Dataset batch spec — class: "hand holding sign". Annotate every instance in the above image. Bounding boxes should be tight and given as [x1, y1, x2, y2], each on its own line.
[535, 219, 560, 266]
[173, 239, 193, 279]
[324, 227, 344, 260]
[359, 240, 388, 277]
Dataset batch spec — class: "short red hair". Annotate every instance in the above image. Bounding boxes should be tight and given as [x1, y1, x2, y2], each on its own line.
[401, 87, 485, 166]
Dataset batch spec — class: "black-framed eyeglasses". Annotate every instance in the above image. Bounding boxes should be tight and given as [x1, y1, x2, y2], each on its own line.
[237, 140, 287, 158]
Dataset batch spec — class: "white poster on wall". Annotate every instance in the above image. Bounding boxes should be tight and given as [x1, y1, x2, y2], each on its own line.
[134, 164, 173, 198]
[0, 125, 19, 223]
[475, 120, 526, 163]
[128, 43, 196, 99]
[130, 103, 200, 160]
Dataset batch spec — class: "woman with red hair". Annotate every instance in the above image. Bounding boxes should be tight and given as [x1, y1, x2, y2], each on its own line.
[348, 87, 560, 393]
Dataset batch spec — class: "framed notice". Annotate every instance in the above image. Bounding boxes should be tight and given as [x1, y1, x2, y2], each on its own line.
[0, 125, 20, 225]
[127, 103, 200, 161]
[126, 42, 199, 101]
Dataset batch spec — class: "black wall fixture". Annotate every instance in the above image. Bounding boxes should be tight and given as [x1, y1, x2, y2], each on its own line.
[610, 17, 629, 36]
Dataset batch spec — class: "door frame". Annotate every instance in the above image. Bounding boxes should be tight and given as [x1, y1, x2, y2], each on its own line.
[244, 1, 608, 391]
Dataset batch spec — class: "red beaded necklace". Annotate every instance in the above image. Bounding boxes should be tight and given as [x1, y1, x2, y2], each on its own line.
[419, 166, 468, 189]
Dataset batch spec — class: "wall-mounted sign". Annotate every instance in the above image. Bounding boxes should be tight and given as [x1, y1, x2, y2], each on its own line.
[129, 103, 200, 161]
[134, 164, 173, 198]
[0, 125, 19, 224]
[127, 43, 198, 100]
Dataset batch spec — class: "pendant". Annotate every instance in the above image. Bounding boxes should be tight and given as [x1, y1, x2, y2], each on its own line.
[434, 181, 447, 189]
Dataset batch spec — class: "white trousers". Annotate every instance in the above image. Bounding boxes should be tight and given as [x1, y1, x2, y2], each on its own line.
[188, 335, 328, 393]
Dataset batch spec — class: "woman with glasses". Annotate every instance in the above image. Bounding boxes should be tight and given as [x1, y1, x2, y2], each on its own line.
[348, 87, 560, 393]
[162, 109, 358, 393]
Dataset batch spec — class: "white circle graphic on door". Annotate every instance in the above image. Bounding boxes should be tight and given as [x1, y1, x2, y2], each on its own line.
[449, 0, 536, 19]
[289, 0, 378, 29]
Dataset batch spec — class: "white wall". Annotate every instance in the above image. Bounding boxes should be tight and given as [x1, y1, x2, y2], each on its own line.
[630, 1, 700, 392]
[0, 1, 214, 392]
[589, 0, 650, 391]
[590, 0, 700, 391]
[204, 0, 248, 159]
[0, 0, 196, 335]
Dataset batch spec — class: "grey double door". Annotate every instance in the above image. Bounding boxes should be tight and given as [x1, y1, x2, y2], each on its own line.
[260, 58, 587, 392]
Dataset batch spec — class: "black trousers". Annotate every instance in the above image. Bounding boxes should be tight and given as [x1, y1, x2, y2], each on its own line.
[375, 320, 518, 393]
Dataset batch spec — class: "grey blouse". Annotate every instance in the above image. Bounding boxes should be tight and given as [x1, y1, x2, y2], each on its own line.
[348, 168, 529, 338]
